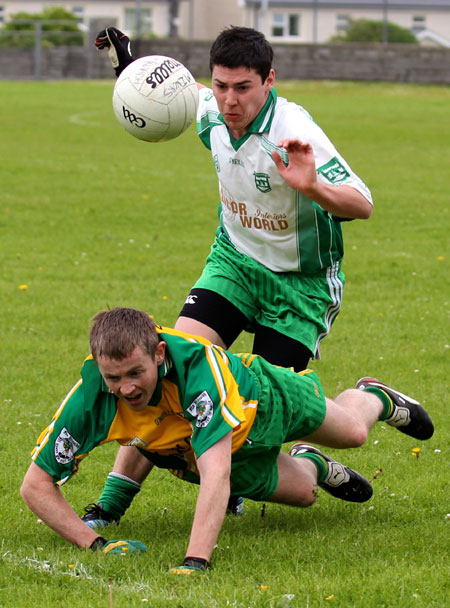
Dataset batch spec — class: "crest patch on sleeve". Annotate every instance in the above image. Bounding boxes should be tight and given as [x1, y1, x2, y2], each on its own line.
[317, 156, 350, 183]
[187, 391, 214, 428]
[54, 427, 80, 464]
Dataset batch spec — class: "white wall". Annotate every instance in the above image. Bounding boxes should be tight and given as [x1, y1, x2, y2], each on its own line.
[3, 1, 450, 45]
[178, 0, 246, 40]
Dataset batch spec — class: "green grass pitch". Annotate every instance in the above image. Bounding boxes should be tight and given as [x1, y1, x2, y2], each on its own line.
[0, 79, 449, 607]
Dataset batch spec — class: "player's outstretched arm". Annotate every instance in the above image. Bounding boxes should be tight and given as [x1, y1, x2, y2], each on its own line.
[171, 432, 232, 574]
[21, 462, 101, 547]
[272, 138, 372, 219]
[95, 27, 135, 77]
[21, 462, 147, 554]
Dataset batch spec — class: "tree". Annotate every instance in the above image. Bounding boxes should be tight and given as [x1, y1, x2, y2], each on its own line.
[330, 19, 418, 44]
[0, 6, 84, 48]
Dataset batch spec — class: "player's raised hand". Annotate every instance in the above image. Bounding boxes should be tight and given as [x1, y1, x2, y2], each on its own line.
[272, 138, 318, 198]
[95, 27, 134, 77]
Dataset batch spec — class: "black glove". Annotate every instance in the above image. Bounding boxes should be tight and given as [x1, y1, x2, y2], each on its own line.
[95, 27, 134, 77]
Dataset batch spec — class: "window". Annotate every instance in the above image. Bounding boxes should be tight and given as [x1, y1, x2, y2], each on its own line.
[124, 8, 153, 37]
[412, 15, 426, 33]
[272, 13, 284, 37]
[71, 6, 84, 27]
[288, 14, 299, 36]
[271, 13, 300, 38]
[336, 14, 350, 33]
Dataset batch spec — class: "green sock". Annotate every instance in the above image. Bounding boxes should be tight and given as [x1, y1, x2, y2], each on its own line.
[362, 386, 394, 420]
[97, 473, 141, 520]
[292, 451, 328, 484]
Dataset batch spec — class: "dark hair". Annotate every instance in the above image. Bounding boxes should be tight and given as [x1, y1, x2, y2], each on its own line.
[209, 26, 274, 82]
[90, 307, 159, 361]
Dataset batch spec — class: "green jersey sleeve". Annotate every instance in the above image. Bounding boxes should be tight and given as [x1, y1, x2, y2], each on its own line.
[161, 332, 258, 459]
[31, 357, 117, 485]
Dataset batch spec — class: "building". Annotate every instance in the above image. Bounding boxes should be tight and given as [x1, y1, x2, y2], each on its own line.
[239, 1, 450, 45]
[1, 0, 450, 46]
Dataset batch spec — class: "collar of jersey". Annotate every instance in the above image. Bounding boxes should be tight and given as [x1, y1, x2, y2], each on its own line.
[83, 355, 111, 394]
[219, 88, 278, 151]
[148, 353, 172, 406]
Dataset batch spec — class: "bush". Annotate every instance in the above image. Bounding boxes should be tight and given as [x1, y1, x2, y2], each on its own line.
[0, 6, 84, 48]
[331, 18, 417, 43]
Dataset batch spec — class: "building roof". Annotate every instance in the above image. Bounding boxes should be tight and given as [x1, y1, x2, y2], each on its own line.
[245, 1, 450, 9]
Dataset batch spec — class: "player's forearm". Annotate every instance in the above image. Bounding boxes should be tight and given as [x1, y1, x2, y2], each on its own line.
[304, 183, 372, 219]
[186, 434, 232, 561]
[21, 464, 100, 548]
[272, 141, 372, 219]
[185, 475, 230, 561]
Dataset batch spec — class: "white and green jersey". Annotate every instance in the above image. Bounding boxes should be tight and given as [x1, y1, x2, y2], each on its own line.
[197, 88, 372, 273]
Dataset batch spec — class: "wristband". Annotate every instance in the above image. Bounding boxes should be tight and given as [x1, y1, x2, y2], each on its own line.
[184, 556, 210, 571]
[89, 536, 107, 551]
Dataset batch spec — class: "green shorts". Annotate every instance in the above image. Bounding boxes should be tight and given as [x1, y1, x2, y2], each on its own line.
[193, 231, 345, 357]
[230, 357, 326, 500]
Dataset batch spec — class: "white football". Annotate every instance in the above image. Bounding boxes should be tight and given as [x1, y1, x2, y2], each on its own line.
[112, 55, 199, 143]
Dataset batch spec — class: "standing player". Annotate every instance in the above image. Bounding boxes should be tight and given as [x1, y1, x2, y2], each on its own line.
[85, 26, 373, 526]
[20, 308, 433, 573]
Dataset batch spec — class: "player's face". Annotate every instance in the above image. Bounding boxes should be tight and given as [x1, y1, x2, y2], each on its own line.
[97, 342, 166, 411]
[211, 65, 275, 140]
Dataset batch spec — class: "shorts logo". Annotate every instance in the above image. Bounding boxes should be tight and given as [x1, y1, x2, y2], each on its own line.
[313, 381, 320, 398]
[185, 294, 197, 305]
[187, 391, 214, 427]
[54, 427, 80, 464]
[126, 436, 148, 448]
[254, 172, 272, 193]
[317, 157, 349, 183]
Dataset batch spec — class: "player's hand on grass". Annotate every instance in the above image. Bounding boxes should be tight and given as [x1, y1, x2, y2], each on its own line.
[94, 27, 134, 77]
[90, 537, 147, 554]
[169, 557, 209, 575]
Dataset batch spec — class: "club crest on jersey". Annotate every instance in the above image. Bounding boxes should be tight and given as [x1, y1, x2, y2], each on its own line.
[187, 391, 214, 427]
[54, 427, 80, 464]
[254, 172, 272, 193]
[318, 157, 350, 184]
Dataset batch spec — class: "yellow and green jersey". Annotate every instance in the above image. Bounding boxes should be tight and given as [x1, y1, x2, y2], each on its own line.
[31, 326, 259, 486]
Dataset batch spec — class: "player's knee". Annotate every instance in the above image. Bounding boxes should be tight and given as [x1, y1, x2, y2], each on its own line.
[301, 488, 318, 508]
[344, 424, 369, 447]
[294, 484, 318, 508]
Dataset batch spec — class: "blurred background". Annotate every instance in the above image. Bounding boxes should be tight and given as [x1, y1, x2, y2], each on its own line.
[0, 0, 449, 81]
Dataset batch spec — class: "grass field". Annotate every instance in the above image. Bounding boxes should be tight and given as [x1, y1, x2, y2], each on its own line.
[0, 78, 449, 608]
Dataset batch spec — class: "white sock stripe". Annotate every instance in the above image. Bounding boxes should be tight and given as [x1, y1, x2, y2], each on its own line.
[108, 472, 141, 489]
